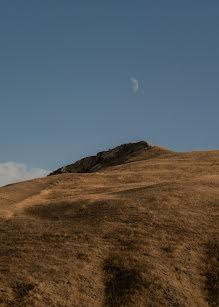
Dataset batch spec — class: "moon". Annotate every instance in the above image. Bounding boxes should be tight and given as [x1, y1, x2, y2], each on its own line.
[130, 77, 139, 93]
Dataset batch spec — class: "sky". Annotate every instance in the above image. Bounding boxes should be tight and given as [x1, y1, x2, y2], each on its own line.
[0, 0, 219, 186]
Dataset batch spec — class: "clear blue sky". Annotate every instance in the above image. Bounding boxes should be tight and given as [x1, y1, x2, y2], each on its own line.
[0, 1, 218, 183]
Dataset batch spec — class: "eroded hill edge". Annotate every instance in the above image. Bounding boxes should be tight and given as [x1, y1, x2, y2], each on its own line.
[49, 141, 152, 175]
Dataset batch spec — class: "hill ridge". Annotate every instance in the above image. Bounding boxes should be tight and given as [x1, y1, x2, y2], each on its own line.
[49, 140, 152, 175]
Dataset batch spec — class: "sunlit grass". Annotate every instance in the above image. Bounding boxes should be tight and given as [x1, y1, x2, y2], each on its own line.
[0, 147, 218, 306]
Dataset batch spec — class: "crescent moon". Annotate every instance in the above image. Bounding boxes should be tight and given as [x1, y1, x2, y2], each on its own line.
[130, 77, 139, 93]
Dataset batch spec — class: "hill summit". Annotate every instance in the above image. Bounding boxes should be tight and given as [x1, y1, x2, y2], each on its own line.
[49, 140, 152, 175]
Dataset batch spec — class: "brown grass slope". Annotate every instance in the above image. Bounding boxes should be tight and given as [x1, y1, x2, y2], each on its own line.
[0, 146, 218, 306]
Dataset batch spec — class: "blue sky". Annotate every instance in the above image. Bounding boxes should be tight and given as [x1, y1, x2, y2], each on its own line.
[0, 1, 219, 185]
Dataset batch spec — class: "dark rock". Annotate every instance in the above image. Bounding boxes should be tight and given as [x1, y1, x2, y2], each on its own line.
[49, 141, 152, 175]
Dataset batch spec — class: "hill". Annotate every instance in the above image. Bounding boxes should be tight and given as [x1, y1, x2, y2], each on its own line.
[0, 143, 218, 306]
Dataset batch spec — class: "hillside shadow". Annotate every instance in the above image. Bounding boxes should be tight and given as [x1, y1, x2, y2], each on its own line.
[103, 255, 150, 306]
[25, 199, 124, 227]
[204, 240, 219, 306]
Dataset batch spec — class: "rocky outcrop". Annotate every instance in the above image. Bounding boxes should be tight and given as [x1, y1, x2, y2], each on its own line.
[49, 141, 152, 175]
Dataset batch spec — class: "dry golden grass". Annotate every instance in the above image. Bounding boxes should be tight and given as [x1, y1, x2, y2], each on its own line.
[0, 146, 218, 306]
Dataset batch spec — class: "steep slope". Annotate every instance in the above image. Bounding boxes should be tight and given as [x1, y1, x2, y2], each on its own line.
[0, 146, 218, 306]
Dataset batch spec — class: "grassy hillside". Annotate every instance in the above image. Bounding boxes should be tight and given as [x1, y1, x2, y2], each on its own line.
[0, 146, 218, 306]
